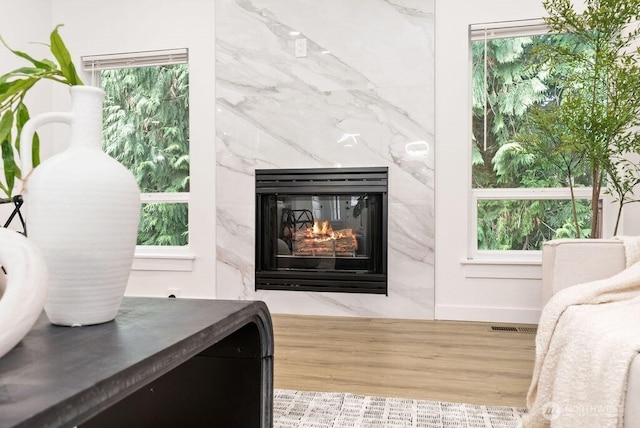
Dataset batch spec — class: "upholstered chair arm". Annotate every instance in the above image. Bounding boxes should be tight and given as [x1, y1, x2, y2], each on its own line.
[541, 238, 626, 305]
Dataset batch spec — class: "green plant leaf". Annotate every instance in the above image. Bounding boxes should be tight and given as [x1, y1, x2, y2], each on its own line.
[0, 68, 44, 86]
[0, 78, 37, 105]
[0, 34, 54, 71]
[15, 103, 39, 167]
[14, 103, 28, 152]
[50, 24, 83, 86]
[1, 139, 15, 196]
[5, 67, 43, 76]
[0, 110, 13, 143]
[41, 59, 57, 69]
[0, 26, 84, 197]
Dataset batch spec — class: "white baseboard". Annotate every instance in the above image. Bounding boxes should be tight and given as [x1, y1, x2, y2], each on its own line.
[435, 304, 541, 324]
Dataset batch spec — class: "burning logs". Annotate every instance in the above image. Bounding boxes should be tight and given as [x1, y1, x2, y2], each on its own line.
[293, 220, 358, 257]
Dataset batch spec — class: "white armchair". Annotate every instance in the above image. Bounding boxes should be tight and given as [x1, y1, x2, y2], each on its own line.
[541, 239, 640, 426]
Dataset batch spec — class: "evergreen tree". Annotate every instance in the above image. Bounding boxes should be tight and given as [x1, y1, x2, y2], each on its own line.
[473, 35, 592, 250]
[101, 64, 189, 245]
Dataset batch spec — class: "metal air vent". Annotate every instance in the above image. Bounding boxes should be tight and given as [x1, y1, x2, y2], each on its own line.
[488, 325, 538, 334]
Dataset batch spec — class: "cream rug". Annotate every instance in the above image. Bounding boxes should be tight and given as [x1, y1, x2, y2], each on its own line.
[274, 389, 526, 428]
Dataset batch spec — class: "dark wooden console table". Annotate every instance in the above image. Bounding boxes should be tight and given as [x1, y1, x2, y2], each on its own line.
[0, 297, 274, 427]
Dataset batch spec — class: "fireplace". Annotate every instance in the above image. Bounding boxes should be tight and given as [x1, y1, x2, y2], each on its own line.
[255, 167, 388, 294]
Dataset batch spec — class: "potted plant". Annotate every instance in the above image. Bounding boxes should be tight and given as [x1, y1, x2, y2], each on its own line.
[0, 25, 83, 200]
[517, 0, 640, 237]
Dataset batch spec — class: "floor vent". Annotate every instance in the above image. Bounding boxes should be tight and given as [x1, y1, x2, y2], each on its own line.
[488, 325, 537, 334]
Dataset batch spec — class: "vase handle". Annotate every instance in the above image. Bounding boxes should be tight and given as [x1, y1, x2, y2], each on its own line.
[20, 112, 73, 186]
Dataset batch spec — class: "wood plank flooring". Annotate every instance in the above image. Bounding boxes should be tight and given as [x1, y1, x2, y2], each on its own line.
[272, 314, 536, 408]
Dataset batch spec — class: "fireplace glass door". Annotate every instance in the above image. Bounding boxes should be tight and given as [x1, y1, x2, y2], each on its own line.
[277, 194, 374, 269]
[255, 167, 387, 294]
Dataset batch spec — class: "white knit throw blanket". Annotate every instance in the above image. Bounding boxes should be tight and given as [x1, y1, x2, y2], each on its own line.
[523, 237, 640, 427]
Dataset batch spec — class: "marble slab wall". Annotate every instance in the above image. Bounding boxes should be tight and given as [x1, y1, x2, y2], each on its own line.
[215, 0, 435, 319]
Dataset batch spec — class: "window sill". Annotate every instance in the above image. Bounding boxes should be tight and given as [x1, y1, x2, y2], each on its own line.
[132, 248, 195, 272]
[461, 255, 542, 279]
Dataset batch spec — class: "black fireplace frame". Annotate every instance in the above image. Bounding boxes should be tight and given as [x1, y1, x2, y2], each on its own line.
[255, 167, 388, 294]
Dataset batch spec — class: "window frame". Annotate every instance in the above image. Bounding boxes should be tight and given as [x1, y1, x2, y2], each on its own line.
[468, 20, 596, 259]
[81, 49, 193, 267]
[468, 188, 593, 258]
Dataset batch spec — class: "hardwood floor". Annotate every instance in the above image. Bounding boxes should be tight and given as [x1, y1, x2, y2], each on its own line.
[272, 314, 536, 408]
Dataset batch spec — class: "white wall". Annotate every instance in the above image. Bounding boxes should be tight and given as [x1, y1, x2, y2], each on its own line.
[0, 1, 53, 129]
[0, 1, 53, 225]
[435, 0, 549, 324]
[50, 0, 216, 298]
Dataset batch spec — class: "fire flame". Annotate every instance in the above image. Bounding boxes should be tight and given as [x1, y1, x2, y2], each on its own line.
[292, 217, 359, 256]
[305, 219, 358, 250]
[311, 220, 331, 236]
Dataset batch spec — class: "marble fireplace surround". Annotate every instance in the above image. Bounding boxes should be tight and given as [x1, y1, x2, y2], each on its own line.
[215, 0, 435, 319]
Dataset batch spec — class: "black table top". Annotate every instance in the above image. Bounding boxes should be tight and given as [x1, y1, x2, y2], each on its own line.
[0, 297, 273, 428]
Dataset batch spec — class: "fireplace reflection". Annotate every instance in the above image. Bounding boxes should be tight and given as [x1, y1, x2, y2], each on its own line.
[255, 167, 387, 294]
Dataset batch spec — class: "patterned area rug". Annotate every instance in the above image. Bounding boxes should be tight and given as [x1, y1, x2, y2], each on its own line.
[274, 389, 527, 428]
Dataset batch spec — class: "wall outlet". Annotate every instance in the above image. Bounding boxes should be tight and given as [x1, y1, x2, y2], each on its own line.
[167, 288, 181, 298]
[295, 38, 308, 58]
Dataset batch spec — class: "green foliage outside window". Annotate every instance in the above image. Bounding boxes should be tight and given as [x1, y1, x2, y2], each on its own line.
[139, 203, 188, 246]
[472, 34, 594, 250]
[477, 199, 591, 251]
[101, 64, 189, 246]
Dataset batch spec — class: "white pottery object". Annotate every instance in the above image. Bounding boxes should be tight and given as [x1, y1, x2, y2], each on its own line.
[20, 86, 141, 326]
[0, 228, 48, 358]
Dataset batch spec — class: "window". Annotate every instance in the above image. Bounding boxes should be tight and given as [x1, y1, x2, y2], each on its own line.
[83, 49, 189, 247]
[470, 21, 595, 254]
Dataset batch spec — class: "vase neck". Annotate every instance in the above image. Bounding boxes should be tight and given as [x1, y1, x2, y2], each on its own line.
[68, 86, 105, 150]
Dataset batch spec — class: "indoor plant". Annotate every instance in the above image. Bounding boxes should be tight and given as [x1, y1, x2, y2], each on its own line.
[1, 26, 141, 327]
[0, 25, 83, 199]
[517, 0, 640, 237]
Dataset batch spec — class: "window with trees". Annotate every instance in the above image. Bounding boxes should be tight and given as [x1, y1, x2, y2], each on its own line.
[83, 50, 189, 247]
[471, 21, 595, 253]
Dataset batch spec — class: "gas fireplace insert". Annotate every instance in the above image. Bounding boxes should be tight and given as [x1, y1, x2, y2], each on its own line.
[255, 167, 388, 294]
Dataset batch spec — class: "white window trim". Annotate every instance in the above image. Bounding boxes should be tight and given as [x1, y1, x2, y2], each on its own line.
[81, 50, 191, 267]
[469, 18, 548, 41]
[466, 187, 616, 279]
[140, 192, 189, 203]
[82, 49, 188, 71]
[132, 245, 195, 272]
[469, 187, 593, 260]
[467, 20, 602, 266]
[461, 257, 543, 279]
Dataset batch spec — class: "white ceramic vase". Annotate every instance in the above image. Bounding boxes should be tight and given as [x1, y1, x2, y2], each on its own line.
[0, 227, 48, 358]
[20, 86, 141, 326]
